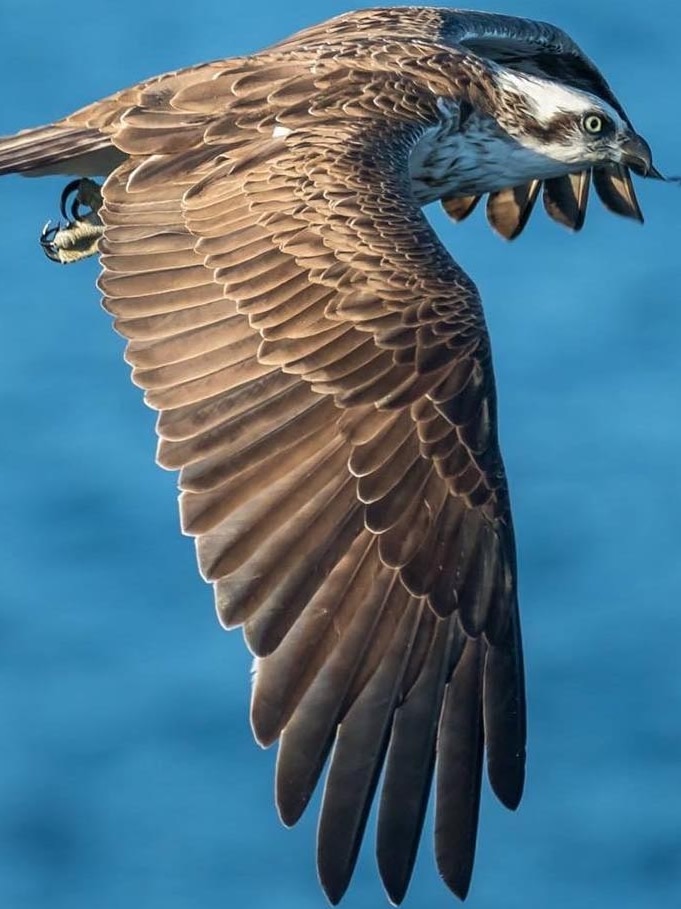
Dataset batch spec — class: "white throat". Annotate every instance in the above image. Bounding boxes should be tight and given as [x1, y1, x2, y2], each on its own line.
[409, 114, 578, 203]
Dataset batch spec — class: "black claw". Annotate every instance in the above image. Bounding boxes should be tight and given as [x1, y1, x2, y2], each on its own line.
[41, 180, 104, 264]
[58, 179, 83, 221]
[40, 220, 60, 246]
[39, 221, 65, 263]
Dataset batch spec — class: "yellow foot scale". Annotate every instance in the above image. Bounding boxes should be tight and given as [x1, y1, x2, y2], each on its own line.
[40, 178, 104, 264]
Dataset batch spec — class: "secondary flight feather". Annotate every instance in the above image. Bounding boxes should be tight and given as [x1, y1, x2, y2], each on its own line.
[0, 6, 666, 904]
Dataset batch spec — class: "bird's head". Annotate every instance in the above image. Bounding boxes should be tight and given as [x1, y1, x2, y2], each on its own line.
[491, 68, 659, 179]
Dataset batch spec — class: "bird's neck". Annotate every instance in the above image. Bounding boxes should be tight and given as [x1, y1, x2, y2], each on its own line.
[409, 111, 577, 204]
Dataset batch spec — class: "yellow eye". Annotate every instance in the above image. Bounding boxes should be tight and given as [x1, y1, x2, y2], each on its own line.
[583, 113, 603, 135]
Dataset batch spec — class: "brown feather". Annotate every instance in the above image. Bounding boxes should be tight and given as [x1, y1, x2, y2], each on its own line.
[434, 637, 485, 901]
[486, 180, 541, 240]
[377, 616, 464, 904]
[316, 590, 422, 905]
[543, 171, 590, 230]
[593, 164, 643, 222]
[440, 193, 481, 223]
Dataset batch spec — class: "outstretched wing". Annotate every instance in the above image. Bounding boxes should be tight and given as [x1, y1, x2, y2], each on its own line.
[90, 46, 525, 904]
[281, 6, 644, 237]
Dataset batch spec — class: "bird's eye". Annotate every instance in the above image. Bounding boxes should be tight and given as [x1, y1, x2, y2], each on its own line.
[583, 113, 604, 135]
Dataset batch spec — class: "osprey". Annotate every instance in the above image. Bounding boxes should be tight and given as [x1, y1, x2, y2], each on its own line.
[0, 6, 666, 904]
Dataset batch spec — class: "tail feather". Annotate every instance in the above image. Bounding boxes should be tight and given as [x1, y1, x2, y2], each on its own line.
[0, 122, 124, 177]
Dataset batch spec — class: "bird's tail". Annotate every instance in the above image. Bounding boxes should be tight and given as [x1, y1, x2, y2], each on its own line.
[0, 121, 123, 177]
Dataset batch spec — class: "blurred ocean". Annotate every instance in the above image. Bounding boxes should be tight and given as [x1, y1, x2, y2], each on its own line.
[0, 1, 679, 907]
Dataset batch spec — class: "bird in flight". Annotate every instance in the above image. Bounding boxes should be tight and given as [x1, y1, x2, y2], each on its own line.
[0, 6, 667, 904]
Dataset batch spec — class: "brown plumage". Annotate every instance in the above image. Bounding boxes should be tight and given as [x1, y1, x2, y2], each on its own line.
[0, 6, 660, 905]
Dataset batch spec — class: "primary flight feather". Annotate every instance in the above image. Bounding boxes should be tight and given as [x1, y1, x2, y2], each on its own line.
[0, 6, 664, 904]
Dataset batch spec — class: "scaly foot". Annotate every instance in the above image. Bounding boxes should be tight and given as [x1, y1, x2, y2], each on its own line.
[40, 178, 104, 264]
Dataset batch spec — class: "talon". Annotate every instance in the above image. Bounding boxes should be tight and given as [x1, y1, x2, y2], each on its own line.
[39, 220, 66, 263]
[41, 179, 104, 264]
[40, 220, 60, 243]
[58, 179, 82, 221]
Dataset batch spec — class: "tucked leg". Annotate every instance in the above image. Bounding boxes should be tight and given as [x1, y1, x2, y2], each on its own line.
[40, 178, 104, 264]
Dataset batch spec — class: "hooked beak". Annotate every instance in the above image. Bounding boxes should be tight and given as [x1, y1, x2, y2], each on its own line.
[620, 133, 660, 177]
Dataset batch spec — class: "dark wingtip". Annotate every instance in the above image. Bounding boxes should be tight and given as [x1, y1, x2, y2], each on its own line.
[318, 854, 353, 906]
[441, 193, 481, 223]
[489, 761, 525, 811]
[593, 165, 644, 223]
[381, 875, 408, 907]
[543, 171, 590, 233]
[377, 830, 414, 906]
[440, 867, 473, 902]
[486, 180, 541, 240]
[320, 883, 345, 907]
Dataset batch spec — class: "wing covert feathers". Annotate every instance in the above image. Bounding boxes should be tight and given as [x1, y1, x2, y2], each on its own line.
[91, 84, 526, 899]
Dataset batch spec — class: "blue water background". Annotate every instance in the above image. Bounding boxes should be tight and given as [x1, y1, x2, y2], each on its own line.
[0, 1, 680, 907]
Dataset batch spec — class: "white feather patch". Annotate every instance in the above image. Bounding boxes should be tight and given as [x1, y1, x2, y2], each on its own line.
[496, 69, 623, 126]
